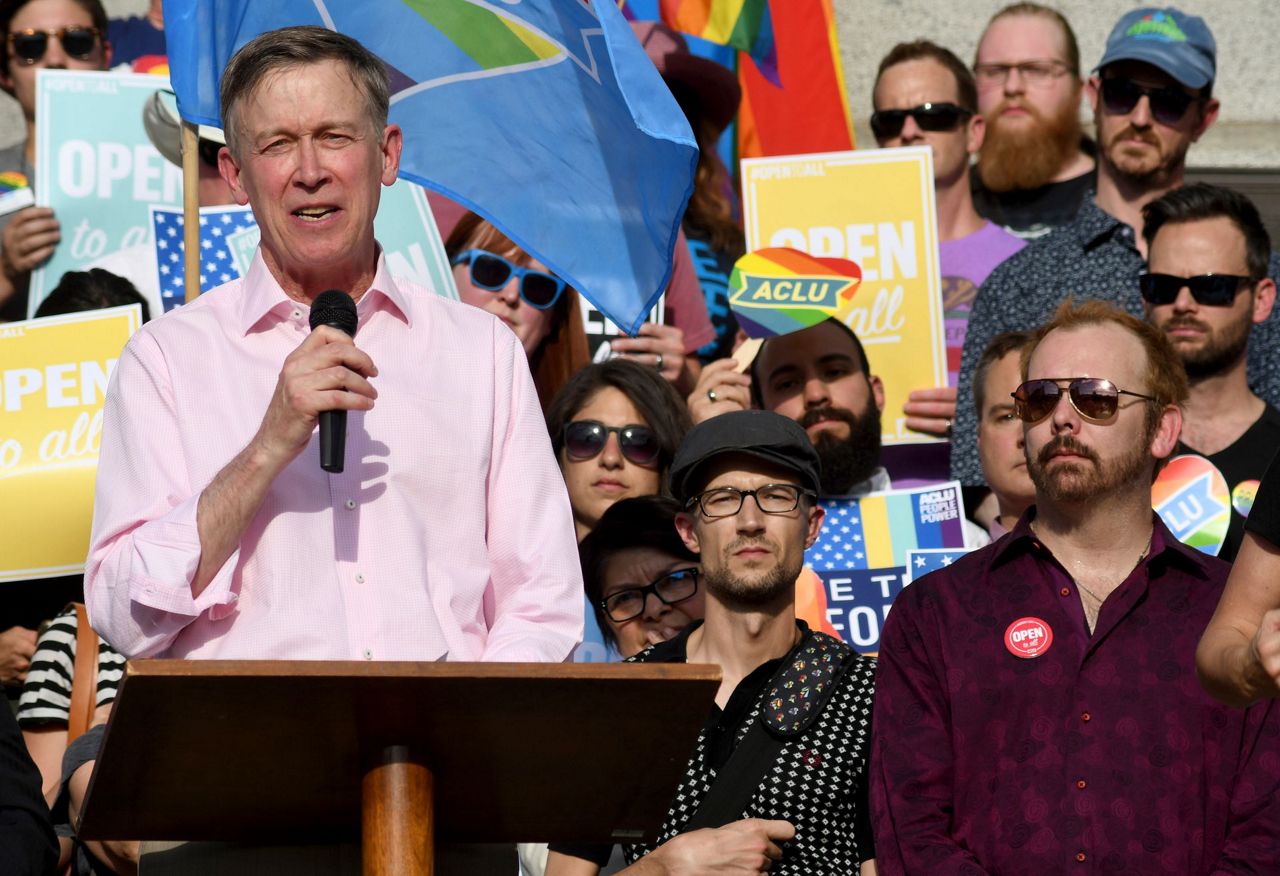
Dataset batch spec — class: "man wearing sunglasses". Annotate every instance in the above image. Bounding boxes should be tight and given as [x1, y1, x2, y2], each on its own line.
[0, 0, 111, 322]
[1141, 184, 1280, 562]
[547, 411, 878, 876]
[953, 8, 1280, 495]
[872, 299, 1280, 874]
[871, 39, 1025, 451]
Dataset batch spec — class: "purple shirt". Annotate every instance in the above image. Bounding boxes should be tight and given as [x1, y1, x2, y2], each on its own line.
[870, 512, 1280, 874]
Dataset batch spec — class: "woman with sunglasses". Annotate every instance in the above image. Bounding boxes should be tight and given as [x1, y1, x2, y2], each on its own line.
[445, 210, 591, 412]
[546, 359, 692, 542]
[0, 0, 111, 322]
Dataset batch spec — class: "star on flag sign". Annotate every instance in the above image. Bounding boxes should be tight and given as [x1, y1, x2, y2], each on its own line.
[151, 205, 259, 312]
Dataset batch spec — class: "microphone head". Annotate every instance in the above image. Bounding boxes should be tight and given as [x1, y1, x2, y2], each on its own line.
[309, 290, 358, 337]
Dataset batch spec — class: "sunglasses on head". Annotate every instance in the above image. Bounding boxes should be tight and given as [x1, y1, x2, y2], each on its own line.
[1099, 77, 1196, 125]
[1012, 377, 1157, 423]
[563, 420, 660, 466]
[1139, 272, 1253, 307]
[6, 26, 100, 64]
[870, 102, 972, 140]
[449, 248, 566, 310]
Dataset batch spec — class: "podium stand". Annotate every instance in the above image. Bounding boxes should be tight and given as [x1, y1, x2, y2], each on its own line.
[79, 660, 720, 875]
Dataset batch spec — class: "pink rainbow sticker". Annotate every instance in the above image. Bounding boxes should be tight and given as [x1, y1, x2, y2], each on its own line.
[1152, 455, 1231, 556]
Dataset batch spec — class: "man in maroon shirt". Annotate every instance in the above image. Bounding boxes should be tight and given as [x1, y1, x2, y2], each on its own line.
[870, 299, 1280, 873]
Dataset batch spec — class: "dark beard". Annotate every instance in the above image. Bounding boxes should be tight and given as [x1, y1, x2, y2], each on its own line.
[701, 539, 802, 609]
[800, 400, 882, 496]
[1164, 312, 1251, 380]
[1027, 431, 1151, 503]
[978, 92, 1084, 192]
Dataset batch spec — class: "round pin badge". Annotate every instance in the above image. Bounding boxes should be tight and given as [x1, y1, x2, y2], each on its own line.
[1151, 454, 1230, 557]
[1004, 617, 1053, 659]
[1233, 480, 1260, 518]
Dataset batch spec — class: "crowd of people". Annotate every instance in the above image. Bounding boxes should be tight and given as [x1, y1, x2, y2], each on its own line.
[4, 1, 1280, 875]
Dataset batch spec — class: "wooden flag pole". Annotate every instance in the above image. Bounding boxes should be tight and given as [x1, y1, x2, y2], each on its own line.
[181, 120, 200, 303]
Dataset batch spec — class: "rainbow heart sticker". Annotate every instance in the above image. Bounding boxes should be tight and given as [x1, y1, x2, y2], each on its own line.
[1232, 479, 1260, 518]
[0, 171, 28, 192]
[728, 247, 862, 338]
[1152, 454, 1231, 556]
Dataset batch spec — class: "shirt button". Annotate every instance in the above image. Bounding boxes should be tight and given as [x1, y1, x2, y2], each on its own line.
[1081, 712, 1091, 723]
[1076, 779, 1087, 789]
[345, 499, 356, 510]
[1060, 587, 1071, 597]
[362, 648, 373, 660]
[292, 309, 302, 320]
[355, 573, 366, 584]
[1076, 852, 1087, 863]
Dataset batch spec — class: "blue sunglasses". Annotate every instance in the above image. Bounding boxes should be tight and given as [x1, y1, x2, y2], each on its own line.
[450, 248, 567, 310]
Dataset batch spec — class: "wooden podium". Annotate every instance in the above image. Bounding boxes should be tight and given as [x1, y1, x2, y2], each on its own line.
[78, 660, 720, 875]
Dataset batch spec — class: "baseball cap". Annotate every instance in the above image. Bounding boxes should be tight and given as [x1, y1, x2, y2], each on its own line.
[1096, 7, 1215, 89]
[669, 410, 821, 505]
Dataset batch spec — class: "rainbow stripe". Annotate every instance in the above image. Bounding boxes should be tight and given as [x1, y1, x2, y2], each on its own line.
[660, 0, 777, 82]
[0, 171, 28, 193]
[403, 0, 560, 72]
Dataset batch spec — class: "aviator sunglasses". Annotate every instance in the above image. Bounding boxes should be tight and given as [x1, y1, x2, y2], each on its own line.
[450, 249, 566, 310]
[6, 26, 100, 64]
[870, 102, 972, 139]
[562, 420, 660, 466]
[1099, 77, 1196, 125]
[1139, 272, 1253, 307]
[1012, 378, 1157, 423]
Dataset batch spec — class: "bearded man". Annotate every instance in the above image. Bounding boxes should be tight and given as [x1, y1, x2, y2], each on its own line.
[970, 3, 1096, 239]
[871, 299, 1280, 874]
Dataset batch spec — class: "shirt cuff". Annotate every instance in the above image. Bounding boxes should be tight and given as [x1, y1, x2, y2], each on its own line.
[127, 493, 241, 621]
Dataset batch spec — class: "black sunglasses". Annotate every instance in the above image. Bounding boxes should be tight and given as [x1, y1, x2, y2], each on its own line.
[563, 420, 660, 466]
[599, 568, 699, 624]
[870, 102, 972, 139]
[1139, 272, 1253, 307]
[6, 27, 100, 64]
[1099, 78, 1196, 125]
[1012, 377, 1157, 423]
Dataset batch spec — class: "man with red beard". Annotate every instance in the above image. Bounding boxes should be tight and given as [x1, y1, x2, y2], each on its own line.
[953, 8, 1280, 496]
[1142, 184, 1280, 562]
[871, 299, 1280, 873]
[971, 3, 1096, 239]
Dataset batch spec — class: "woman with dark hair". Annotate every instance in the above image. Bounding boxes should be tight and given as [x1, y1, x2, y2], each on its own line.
[579, 496, 704, 658]
[546, 359, 692, 541]
[445, 211, 591, 412]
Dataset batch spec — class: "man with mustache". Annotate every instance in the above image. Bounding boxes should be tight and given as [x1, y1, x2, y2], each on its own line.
[1141, 184, 1280, 562]
[970, 3, 1096, 239]
[953, 8, 1280, 496]
[547, 411, 878, 875]
[871, 299, 1280, 873]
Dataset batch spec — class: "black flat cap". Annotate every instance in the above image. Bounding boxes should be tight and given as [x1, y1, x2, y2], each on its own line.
[669, 410, 822, 505]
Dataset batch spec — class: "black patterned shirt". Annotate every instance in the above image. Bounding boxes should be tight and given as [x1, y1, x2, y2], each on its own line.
[952, 194, 1280, 486]
[552, 620, 877, 873]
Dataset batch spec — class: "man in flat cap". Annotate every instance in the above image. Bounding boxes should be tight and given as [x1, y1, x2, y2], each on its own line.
[547, 410, 877, 876]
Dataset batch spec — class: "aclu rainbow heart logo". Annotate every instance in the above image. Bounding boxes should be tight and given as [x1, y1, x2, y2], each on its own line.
[1152, 454, 1230, 556]
[1232, 480, 1260, 518]
[728, 247, 862, 338]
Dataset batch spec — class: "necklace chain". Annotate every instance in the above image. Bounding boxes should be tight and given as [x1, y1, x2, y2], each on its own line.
[1071, 531, 1153, 605]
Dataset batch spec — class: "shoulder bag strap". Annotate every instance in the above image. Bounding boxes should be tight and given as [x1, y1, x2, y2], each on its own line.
[66, 602, 99, 745]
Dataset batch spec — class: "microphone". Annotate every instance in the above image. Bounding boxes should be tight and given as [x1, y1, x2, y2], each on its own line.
[308, 290, 359, 473]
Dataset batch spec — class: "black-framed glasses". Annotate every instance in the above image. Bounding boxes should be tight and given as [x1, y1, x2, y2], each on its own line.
[599, 568, 699, 623]
[563, 420, 660, 466]
[973, 60, 1071, 86]
[1012, 378, 1157, 423]
[870, 102, 972, 140]
[1139, 272, 1254, 307]
[450, 248, 566, 310]
[6, 27, 101, 64]
[1099, 77, 1196, 125]
[686, 484, 814, 519]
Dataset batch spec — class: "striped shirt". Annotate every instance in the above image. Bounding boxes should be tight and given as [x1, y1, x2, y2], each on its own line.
[16, 607, 124, 727]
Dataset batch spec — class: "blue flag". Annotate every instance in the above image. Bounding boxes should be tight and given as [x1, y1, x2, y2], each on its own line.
[162, 0, 697, 333]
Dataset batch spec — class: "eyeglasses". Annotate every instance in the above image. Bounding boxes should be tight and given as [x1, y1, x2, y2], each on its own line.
[449, 249, 566, 310]
[1099, 78, 1196, 125]
[973, 60, 1071, 87]
[1139, 272, 1253, 307]
[870, 102, 972, 139]
[1012, 378, 1157, 423]
[6, 27, 101, 65]
[599, 568, 699, 624]
[686, 484, 814, 519]
[563, 420, 660, 466]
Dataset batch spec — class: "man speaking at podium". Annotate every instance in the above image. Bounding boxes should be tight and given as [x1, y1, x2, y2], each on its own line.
[85, 27, 583, 662]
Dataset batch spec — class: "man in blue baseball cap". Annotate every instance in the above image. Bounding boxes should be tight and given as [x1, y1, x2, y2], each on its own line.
[951, 7, 1280, 497]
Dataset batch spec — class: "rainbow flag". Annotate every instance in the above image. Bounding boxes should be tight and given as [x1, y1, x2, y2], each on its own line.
[660, 0, 778, 84]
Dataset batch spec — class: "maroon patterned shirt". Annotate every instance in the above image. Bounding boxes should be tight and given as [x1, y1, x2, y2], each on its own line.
[870, 512, 1280, 874]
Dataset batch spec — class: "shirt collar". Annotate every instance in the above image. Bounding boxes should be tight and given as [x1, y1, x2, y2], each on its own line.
[1070, 194, 1135, 252]
[234, 247, 414, 335]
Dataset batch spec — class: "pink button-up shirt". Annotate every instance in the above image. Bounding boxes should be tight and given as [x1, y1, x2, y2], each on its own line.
[86, 252, 583, 662]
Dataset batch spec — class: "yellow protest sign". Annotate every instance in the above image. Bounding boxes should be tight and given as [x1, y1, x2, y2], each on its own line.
[740, 146, 946, 445]
[0, 306, 140, 582]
